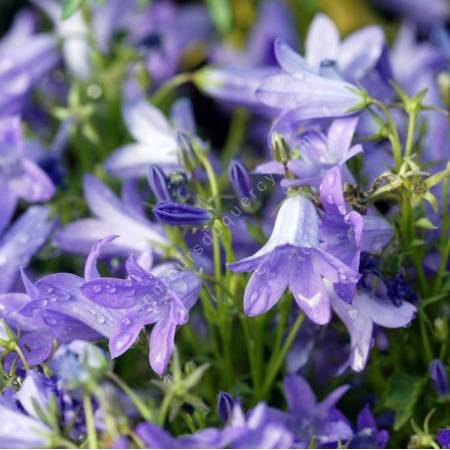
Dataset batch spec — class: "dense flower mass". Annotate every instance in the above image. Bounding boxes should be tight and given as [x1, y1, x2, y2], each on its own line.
[0, 0, 448, 448]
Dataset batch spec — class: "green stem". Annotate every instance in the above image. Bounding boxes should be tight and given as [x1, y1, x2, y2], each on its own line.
[221, 108, 249, 165]
[14, 344, 30, 371]
[152, 73, 193, 106]
[107, 372, 153, 421]
[158, 391, 174, 426]
[404, 109, 417, 159]
[260, 313, 304, 399]
[83, 391, 98, 449]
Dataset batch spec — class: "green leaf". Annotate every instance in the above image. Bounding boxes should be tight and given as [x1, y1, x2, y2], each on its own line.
[62, 0, 84, 19]
[384, 373, 425, 430]
[415, 217, 437, 230]
[205, 0, 233, 35]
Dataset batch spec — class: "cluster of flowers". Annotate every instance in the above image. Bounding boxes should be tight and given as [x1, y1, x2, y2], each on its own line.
[0, 0, 449, 448]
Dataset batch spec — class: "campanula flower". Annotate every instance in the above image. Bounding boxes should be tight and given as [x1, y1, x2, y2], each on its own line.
[281, 374, 353, 447]
[0, 116, 55, 231]
[256, 39, 364, 123]
[56, 174, 168, 258]
[81, 238, 201, 375]
[105, 81, 197, 178]
[229, 194, 359, 324]
[153, 201, 212, 226]
[330, 288, 416, 371]
[429, 359, 449, 397]
[350, 404, 389, 448]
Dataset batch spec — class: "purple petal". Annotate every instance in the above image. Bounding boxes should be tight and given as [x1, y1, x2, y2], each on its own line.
[326, 116, 359, 160]
[357, 404, 378, 432]
[283, 374, 316, 417]
[0, 292, 43, 332]
[361, 215, 393, 252]
[81, 278, 138, 309]
[338, 26, 385, 80]
[17, 329, 54, 367]
[171, 98, 196, 135]
[289, 253, 331, 324]
[0, 205, 55, 293]
[109, 315, 143, 358]
[84, 235, 118, 281]
[320, 166, 347, 216]
[0, 188, 17, 236]
[317, 385, 350, 416]
[274, 38, 317, 77]
[244, 249, 290, 316]
[13, 159, 55, 202]
[149, 319, 177, 376]
[305, 14, 340, 69]
[136, 423, 176, 449]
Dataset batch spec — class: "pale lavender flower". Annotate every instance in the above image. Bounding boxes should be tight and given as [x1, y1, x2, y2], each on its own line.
[229, 195, 359, 324]
[81, 238, 201, 375]
[56, 174, 168, 259]
[105, 81, 196, 178]
[0, 116, 55, 230]
[330, 288, 416, 371]
[0, 17, 58, 116]
[256, 39, 364, 123]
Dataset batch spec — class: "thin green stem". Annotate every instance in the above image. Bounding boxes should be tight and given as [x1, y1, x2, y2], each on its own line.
[83, 391, 98, 449]
[158, 391, 174, 426]
[107, 372, 153, 421]
[404, 109, 417, 159]
[13, 344, 30, 371]
[152, 73, 193, 106]
[260, 313, 304, 399]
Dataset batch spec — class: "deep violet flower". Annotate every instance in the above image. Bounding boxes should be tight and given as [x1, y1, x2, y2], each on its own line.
[281, 374, 353, 447]
[330, 288, 416, 371]
[81, 238, 201, 375]
[217, 391, 236, 423]
[350, 404, 389, 448]
[0, 116, 55, 232]
[229, 194, 360, 324]
[56, 174, 168, 259]
[153, 201, 212, 226]
[429, 359, 449, 397]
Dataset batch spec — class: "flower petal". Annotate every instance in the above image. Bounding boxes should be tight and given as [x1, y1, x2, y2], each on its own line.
[149, 319, 177, 376]
[326, 115, 359, 161]
[84, 235, 118, 281]
[244, 249, 290, 316]
[81, 278, 138, 309]
[283, 374, 316, 417]
[109, 315, 143, 358]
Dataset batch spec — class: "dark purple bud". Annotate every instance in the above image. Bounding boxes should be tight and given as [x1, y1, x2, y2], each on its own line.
[437, 429, 450, 449]
[153, 201, 212, 226]
[429, 359, 449, 397]
[217, 391, 234, 423]
[148, 165, 171, 202]
[229, 160, 252, 201]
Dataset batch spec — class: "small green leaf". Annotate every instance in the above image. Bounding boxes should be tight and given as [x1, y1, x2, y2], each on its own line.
[384, 373, 425, 430]
[415, 218, 437, 230]
[62, 0, 84, 19]
[205, 0, 233, 35]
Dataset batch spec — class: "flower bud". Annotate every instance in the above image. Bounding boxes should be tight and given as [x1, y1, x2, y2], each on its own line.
[217, 391, 235, 423]
[429, 359, 449, 398]
[148, 165, 171, 202]
[228, 160, 252, 201]
[271, 132, 290, 164]
[177, 132, 199, 172]
[153, 201, 212, 226]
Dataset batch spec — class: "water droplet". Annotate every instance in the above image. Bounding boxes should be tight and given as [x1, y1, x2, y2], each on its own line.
[114, 333, 132, 351]
[339, 272, 348, 281]
[0, 254, 6, 266]
[97, 314, 106, 324]
[122, 317, 131, 326]
[349, 308, 359, 319]
[93, 285, 102, 293]
[107, 286, 117, 294]
[338, 205, 346, 215]
[327, 195, 334, 204]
